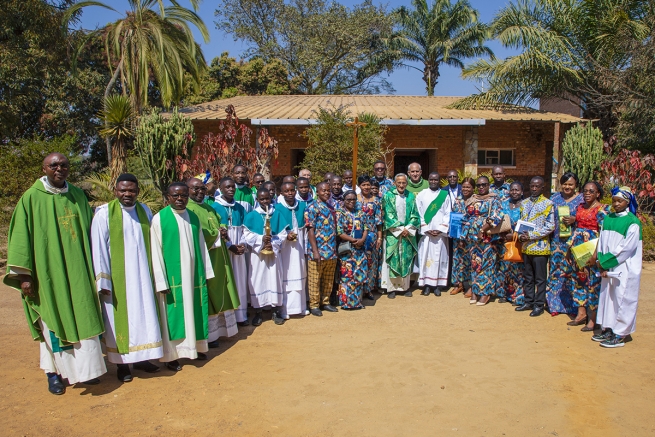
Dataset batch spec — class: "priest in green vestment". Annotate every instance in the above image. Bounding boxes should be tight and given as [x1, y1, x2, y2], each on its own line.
[406, 162, 429, 194]
[381, 173, 420, 297]
[3, 153, 106, 395]
[186, 178, 240, 348]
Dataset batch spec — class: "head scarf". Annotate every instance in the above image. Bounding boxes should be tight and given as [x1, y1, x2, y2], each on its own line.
[195, 171, 213, 185]
[611, 186, 638, 214]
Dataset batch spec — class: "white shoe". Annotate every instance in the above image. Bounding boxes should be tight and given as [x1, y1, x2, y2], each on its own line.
[304, 310, 310, 316]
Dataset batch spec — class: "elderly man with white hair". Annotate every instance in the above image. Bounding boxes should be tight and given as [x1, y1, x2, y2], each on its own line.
[380, 173, 420, 298]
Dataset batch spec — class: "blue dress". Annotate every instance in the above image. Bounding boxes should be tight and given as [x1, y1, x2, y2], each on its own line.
[545, 192, 584, 315]
[357, 194, 382, 294]
[498, 199, 524, 304]
[450, 197, 471, 287]
[336, 207, 368, 309]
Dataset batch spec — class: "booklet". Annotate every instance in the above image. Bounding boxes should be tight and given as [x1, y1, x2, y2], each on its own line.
[558, 206, 572, 238]
[515, 220, 536, 234]
[449, 212, 463, 239]
[571, 238, 599, 269]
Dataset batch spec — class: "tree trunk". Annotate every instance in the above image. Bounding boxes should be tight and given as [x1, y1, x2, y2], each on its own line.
[423, 62, 440, 96]
[109, 138, 128, 189]
[104, 58, 124, 163]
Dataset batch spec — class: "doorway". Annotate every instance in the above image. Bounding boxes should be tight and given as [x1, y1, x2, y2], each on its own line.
[393, 150, 434, 176]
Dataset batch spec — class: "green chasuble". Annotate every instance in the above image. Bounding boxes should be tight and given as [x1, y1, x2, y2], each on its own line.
[235, 184, 255, 207]
[159, 206, 208, 341]
[3, 179, 104, 343]
[186, 201, 241, 314]
[406, 178, 429, 194]
[383, 189, 420, 278]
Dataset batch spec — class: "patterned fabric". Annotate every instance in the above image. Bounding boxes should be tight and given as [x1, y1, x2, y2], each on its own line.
[358, 194, 382, 294]
[490, 182, 511, 201]
[570, 203, 610, 310]
[383, 189, 420, 278]
[450, 197, 471, 286]
[336, 208, 368, 309]
[546, 192, 584, 315]
[304, 200, 337, 260]
[307, 259, 337, 309]
[375, 177, 395, 198]
[520, 195, 555, 255]
[328, 192, 344, 211]
[461, 195, 503, 243]
[498, 199, 524, 303]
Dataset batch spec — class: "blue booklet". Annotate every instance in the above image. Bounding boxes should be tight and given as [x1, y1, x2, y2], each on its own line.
[449, 212, 463, 238]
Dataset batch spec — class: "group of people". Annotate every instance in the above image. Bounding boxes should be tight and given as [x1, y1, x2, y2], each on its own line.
[4, 153, 643, 396]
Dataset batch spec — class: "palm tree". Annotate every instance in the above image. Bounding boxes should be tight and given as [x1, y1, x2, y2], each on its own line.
[450, 0, 649, 133]
[64, 0, 209, 160]
[389, 0, 493, 96]
[98, 94, 134, 187]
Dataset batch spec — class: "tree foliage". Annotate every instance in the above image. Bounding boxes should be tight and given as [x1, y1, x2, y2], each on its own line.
[97, 95, 135, 187]
[598, 149, 655, 214]
[300, 106, 391, 182]
[216, 0, 396, 94]
[388, 0, 492, 96]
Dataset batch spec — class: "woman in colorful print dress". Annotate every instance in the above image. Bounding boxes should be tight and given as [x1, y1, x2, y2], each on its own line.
[568, 181, 610, 331]
[546, 172, 584, 316]
[498, 182, 525, 305]
[461, 176, 503, 306]
[451, 178, 475, 297]
[336, 191, 369, 310]
[357, 176, 383, 300]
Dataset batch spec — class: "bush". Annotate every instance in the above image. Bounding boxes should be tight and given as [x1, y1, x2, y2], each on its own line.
[640, 215, 655, 262]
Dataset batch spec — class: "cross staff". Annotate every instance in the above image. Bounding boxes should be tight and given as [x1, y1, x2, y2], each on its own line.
[346, 116, 367, 179]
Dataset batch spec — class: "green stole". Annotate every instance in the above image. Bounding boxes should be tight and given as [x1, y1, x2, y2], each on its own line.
[383, 189, 420, 278]
[160, 207, 208, 341]
[423, 189, 449, 225]
[107, 200, 153, 354]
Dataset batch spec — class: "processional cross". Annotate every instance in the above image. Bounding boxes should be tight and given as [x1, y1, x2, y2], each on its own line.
[346, 116, 367, 178]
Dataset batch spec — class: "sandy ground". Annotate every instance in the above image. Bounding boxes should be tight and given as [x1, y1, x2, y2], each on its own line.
[1, 268, 655, 437]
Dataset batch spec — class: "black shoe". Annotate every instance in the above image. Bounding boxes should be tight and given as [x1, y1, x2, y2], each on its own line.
[133, 361, 160, 373]
[272, 310, 286, 325]
[47, 374, 65, 395]
[238, 319, 250, 327]
[421, 287, 431, 296]
[323, 305, 338, 313]
[117, 364, 133, 383]
[208, 340, 220, 349]
[364, 293, 375, 300]
[82, 378, 101, 385]
[388, 291, 396, 299]
[252, 312, 263, 326]
[405, 291, 413, 297]
[310, 308, 323, 317]
[529, 307, 544, 317]
[165, 360, 182, 372]
[515, 303, 532, 312]
[497, 297, 507, 303]
[197, 352, 208, 360]
[434, 288, 442, 297]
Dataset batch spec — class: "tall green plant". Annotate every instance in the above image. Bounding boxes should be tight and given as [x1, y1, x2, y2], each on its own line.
[134, 108, 195, 195]
[562, 123, 604, 187]
[97, 94, 134, 187]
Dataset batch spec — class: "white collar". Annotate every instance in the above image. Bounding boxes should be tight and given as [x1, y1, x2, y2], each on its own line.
[255, 205, 274, 215]
[616, 210, 629, 217]
[217, 196, 236, 207]
[40, 176, 68, 194]
[278, 198, 298, 210]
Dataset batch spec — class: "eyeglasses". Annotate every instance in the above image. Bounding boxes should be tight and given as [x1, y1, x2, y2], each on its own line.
[374, 167, 386, 171]
[476, 183, 489, 187]
[168, 193, 189, 199]
[46, 163, 69, 170]
[582, 189, 597, 194]
[189, 186, 207, 192]
[344, 198, 357, 202]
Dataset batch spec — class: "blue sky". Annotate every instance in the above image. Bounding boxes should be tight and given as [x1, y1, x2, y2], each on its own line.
[76, 0, 518, 96]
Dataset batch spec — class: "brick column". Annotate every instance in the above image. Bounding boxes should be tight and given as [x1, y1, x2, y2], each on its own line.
[464, 126, 478, 177]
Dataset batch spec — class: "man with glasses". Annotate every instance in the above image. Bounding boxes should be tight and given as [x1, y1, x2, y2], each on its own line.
[150, 182, 215, 372]
[443, 170, 462, 293]
[372, 160, 394, 198]
[4, 153, 107, 394]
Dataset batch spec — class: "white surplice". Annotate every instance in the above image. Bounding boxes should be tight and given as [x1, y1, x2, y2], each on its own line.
[151, 208, 214, 361]
[380, 193, 417, 292]
[91, 202, 163, 364]
[416, 189, 451, 287]
[215, 196, 249, 323]
[277, 199, 307, 317]
[243, 206, 287, 308]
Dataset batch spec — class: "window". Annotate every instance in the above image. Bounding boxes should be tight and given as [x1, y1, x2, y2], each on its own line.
[477, 149, 515, 166]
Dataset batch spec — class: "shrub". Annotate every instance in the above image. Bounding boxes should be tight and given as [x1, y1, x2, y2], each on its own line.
[562, 123, 604, 187]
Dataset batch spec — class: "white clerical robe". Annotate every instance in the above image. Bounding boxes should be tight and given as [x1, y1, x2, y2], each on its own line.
[381, 194, 418, 292]
[416, 189, 451, 287]
[597, 211, 643, 337]
[243, 206, 287, 308]
[215, 196, 249, 323]
[278, 200, 307, 317]
[151, 208, 214, 361]
[91, 202, 163, 364]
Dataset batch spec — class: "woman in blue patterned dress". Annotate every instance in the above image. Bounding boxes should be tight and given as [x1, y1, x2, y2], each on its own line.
[357, 176, 383, 300]
[451, 178, 475, 297]
[498, 182, 525, 305]
[568, 181, 610, 331]
[546, 172, 584, 316]
[461, 176, 503, 306]
[336, 191, 369, 310]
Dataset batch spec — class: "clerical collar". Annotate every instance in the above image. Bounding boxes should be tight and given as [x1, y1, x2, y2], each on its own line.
[40, 176, 68, 194]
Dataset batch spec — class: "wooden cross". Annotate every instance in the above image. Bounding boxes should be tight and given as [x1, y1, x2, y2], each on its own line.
[346, 116, 367, 178]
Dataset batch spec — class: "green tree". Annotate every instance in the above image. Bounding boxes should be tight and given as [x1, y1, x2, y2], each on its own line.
[389, 0, 492, 96]
[300, 106, 391, 181]
[450, 0, 649, 136]
[97, 95, 134, 187]
[562, 123, 604, 187]
[216, 0, 396, 94]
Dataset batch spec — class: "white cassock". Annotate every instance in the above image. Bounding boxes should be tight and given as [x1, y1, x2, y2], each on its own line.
[597, 211, 643, 337]
[151, 208, 214, 361]
[380, 193, 418, 292]
[91, 202, 163, 364]
[243, 206, 287, 308]
[416, 189, 451, 287]
[215, 196, 249, 323]
[278, 200, 307, 317]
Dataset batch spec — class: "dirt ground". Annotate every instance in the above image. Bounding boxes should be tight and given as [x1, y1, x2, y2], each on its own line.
[1, 267, 655, 437]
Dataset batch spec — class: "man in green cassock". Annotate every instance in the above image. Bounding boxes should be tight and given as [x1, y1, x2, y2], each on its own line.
[381, 173, 421, 298]
[4, 153, 106, 395]
[186, 177, 241, 348]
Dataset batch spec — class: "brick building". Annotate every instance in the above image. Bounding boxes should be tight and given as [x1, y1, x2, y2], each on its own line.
[179, 95, 581, 186]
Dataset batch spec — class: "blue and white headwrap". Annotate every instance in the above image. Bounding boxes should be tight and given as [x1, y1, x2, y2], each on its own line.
[611, 186, 638, 214]
[195, 171, 213, 185]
